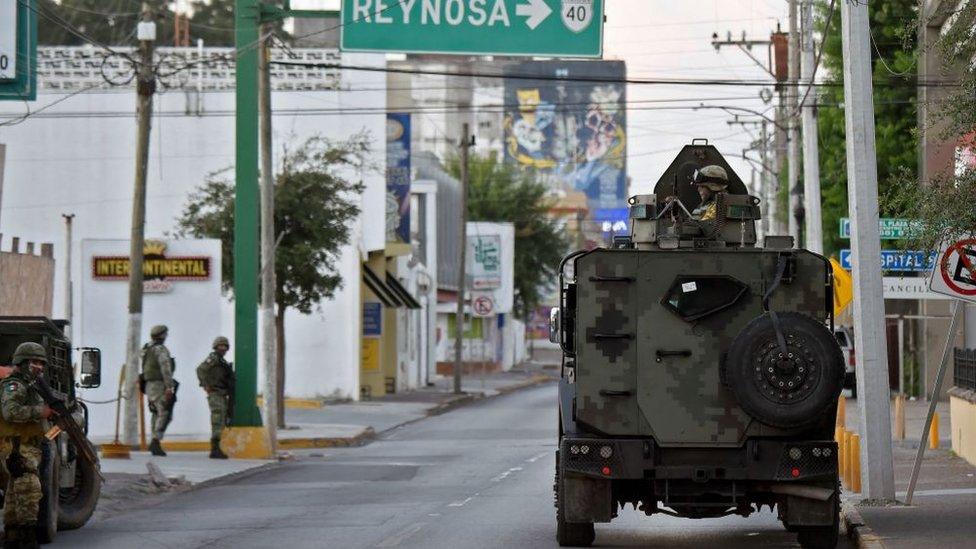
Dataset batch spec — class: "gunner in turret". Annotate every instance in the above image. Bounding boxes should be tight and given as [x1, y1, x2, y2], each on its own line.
[691, 165, 729, 221]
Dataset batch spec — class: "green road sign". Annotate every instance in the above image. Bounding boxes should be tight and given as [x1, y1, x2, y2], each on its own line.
[839, 217, 921, 240]
[0, 0, 37, 101]
[341, 0, 604, 57]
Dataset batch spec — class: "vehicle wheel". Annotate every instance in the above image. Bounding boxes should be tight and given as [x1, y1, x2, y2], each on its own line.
[796, 493, 840, 549]
[726, 312, 845, 429]
[37, 440, 60, 544]
[57, 441, 101, 530]
[555, 451, 595, 547]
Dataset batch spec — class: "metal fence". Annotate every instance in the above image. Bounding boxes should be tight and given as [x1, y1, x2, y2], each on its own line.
[955, 348, 976, 391]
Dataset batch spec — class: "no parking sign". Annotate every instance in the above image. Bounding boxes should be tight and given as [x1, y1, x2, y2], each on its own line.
[929, 237, 976, 302]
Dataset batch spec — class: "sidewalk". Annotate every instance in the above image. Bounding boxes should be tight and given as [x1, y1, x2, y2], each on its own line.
[98, 358, 558, 484]
[842, 397, 976, 548]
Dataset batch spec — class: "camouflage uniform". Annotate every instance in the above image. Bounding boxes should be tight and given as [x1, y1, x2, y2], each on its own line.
[0, 343, 49, 547]
[196, 339, 234, 436]
[142, 325, 175, 455]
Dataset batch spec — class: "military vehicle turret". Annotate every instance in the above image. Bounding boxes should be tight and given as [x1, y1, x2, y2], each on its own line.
[0, 317, 103, 543]
[551, 141, 844, 548]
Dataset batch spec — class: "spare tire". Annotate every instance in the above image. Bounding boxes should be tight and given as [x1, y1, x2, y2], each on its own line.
[726, 312, 844, 429]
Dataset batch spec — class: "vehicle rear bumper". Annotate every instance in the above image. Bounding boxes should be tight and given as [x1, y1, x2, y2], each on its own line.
[560, 437, 837, 483]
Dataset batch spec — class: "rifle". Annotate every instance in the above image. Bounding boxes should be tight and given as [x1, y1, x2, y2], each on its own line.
[31, 375, 104, 481]
[225, 362, 235, 425]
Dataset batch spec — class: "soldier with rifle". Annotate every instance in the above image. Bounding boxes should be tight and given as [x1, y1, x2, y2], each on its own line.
[196, 336, 234, 459]
[0, 343, 76, 548]
[141, 325, 177, 457]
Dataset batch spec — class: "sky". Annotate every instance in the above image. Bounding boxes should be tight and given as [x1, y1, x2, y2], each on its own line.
[294, 0, 793, 195]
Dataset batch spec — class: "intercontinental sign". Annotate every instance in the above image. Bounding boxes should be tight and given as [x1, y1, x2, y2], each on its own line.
[92, 240, 211, 293]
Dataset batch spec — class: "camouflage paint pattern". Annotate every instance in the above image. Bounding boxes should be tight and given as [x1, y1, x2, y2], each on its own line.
[0, 436, 43, 527]
[574, 248, 829, 446]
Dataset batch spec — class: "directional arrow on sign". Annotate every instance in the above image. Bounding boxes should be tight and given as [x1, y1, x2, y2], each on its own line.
[516, 0, 552, 30]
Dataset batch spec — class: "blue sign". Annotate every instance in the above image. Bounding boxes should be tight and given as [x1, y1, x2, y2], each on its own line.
[386, 113, 411, 244]
[594, 207, 629, 234]
[839, 249, 936, 272]
[363, 302, 382, 337]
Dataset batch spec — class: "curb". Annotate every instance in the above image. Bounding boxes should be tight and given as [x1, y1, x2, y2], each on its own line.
[841, 502, 886, 549]
[100, 375, 556, 455]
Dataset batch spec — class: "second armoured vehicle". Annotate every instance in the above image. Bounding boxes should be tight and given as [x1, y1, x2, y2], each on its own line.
[551, 141, 844, 548]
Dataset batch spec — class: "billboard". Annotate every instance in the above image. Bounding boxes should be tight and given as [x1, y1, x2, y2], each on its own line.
[503, 60, 627, 211]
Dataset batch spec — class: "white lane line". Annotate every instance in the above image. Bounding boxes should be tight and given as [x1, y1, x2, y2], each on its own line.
[490, 466, 524, 482]
[526, 452, 548, 463]
[896, 487, 976, 498]
[375, 522, 427, 547]
[447, 497, 474, 507]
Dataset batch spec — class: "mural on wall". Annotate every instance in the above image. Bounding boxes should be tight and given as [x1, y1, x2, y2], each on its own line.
[503, 60, 627, 211]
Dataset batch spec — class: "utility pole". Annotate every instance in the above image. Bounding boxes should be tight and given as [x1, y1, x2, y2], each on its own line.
[62, 214, 75, 339]
[123, 3, 157, 445]
[258, 23, 278, 448]
[760, 120, 772, 238]
[788, 0, 803, 244]
[840, 0, 895, 501]
[800, 0, 823, 254]
[454, 123, 472, 395]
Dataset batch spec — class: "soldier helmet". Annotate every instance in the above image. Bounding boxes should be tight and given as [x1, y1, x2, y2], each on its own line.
[693, 165, 729, 192]
[12, 342, 47, 365]
[212, 336, 230, 349]
[150, 325, 168, 338]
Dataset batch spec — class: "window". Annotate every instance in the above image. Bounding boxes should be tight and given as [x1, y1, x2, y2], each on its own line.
[662, 275, 749, 322]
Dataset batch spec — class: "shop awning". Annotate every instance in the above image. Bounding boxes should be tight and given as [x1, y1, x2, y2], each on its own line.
[362, 265, 401, 308]
[386, 272, 422, 309]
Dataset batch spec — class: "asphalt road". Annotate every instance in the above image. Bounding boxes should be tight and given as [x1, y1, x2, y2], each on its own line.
[54, 384, 852, 548]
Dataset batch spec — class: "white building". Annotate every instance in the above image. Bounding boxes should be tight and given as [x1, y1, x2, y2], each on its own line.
[0, 46, 388, 435]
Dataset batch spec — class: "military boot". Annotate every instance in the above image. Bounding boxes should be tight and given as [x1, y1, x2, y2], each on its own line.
[19, 527, 38, 549]
[149, 438, 167, 456]
[2, 527, 19, 549]
[209, 438, 228, 459]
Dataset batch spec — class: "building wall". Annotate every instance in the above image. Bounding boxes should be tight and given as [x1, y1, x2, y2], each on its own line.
[0, 49, 386, 409]
[0, 246, 54, 316]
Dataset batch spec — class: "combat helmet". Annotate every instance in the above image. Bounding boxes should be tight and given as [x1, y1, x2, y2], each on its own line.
[692, 164, 729, 192]
[150, 325, 168, 339]
[12, 342, 47, 365]
[212, 336, 230, 349]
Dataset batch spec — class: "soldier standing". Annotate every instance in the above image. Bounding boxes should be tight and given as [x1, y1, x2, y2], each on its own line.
[691, 165, 730, 221]
[142, 325, 176, 457]
[196, 337, 234, 460]
[0, 342, 57, 548]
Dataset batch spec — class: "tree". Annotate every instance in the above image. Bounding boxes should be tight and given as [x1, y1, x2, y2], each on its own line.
[814, 0, 918, 256]
[37, 1, 172, 46]
[447, 153, 569, 318]
[175, 134, 368, 425]
[882, 3, 976, 250]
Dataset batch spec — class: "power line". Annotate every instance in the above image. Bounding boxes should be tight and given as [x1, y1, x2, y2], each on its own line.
[269, 60, 961, 89]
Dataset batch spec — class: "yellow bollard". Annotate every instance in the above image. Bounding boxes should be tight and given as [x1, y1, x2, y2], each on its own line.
[851, 434, 862, 493]
[835, 426, 845, 484]
[837, 396, 846, 428]
[894, 395, 906, 440]
[930, 412, 940, 450]
[842, 430, 852, 488]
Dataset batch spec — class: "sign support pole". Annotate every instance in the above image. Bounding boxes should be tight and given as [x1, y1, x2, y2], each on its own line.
[233, 0, 261, 427]
[840, 0, 895, 500]
[905, 299, 962, 504]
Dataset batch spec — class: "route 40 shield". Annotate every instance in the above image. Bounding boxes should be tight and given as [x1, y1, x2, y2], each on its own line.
[929, 237, 976, 303]
[561, 0, 595, 33]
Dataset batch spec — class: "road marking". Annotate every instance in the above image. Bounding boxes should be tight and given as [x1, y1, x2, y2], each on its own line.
[490, 466, 523, 482]
[526, 452, 548, 463]
[447, 497, 474, 507]
[896, 487, 976, 498]
[375, 522, 426, 547]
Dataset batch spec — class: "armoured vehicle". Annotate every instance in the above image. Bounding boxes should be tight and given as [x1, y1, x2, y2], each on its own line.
[551, 142, 844, 548]
[0, 317, 103, 543]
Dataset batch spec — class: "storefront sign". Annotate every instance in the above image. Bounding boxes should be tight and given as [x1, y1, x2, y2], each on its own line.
[91, 240, 211, 293]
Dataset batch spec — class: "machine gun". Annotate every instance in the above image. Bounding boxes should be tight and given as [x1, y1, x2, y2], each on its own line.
[31, 374, 104, 481]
